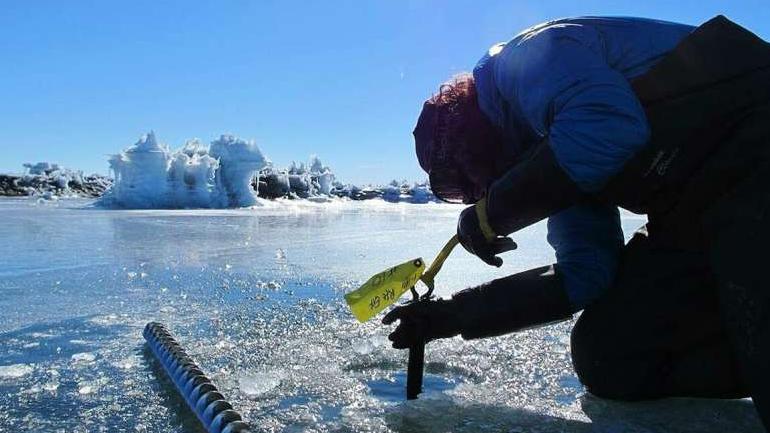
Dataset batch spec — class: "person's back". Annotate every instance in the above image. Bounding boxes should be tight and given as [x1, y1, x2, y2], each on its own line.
[474, 16, 694, 171]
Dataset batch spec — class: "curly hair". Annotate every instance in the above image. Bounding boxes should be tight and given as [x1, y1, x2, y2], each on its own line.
[413, 73, 503, 203]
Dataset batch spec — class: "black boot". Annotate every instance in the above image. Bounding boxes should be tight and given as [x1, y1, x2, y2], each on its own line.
[711, 211, 770, 429]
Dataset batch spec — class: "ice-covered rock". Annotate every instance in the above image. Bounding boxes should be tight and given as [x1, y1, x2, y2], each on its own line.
[0, 163, 109, 198]
[382, 180, 402, 203]
[408, 181, 434, 203]
[261, 156, 337, 199]
[288, 173, 311, 196]
[24, 162, 61, 175]
[99, 132, 268, 209]
[258, 171, 291, 198]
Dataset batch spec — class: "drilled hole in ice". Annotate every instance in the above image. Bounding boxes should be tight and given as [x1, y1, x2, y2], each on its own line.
[367, 371, 458, 402]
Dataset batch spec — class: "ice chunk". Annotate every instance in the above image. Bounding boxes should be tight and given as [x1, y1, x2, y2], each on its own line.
[352, 339, 376, 355]
[78, 384, 95, 395]
[351, 336, 386, 355]
[0, 364, 34, 379]
[42, 381, 59, 392]
[238, 370, 285, 397]
[71, 352, 96, 363]
[112, 357, 138, 370]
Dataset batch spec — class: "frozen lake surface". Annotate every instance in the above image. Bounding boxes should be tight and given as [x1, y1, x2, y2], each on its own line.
[0, 197, 762, 432]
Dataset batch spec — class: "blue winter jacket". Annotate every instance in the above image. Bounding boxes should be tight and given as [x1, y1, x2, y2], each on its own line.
[473, 17, 695, 309]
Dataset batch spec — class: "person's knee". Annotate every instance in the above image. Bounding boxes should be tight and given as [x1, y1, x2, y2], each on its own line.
[571, 311, 656, 401]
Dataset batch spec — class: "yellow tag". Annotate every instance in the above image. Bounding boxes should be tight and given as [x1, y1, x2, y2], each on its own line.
[344, 258, 425, 322]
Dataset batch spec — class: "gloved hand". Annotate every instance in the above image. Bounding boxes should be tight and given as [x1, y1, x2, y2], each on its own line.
[381, 298, 461, 349]
[457, 197, 517, 267]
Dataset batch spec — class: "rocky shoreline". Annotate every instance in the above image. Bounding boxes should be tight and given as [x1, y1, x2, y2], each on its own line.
[256, 170, 436, 203]
[1, 162, 438, 204]
[0, 163, 112, 199]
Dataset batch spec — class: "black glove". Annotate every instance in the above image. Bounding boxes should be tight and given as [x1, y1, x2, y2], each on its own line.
[457, 197, 517, 267]
[381, 298, 461, 349]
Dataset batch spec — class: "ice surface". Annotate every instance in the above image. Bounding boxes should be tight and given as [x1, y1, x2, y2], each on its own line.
[101, 132, 268, 209]
[0, 198, 763, 433]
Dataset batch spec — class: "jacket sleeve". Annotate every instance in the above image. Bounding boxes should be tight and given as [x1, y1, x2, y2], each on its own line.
[547, 203, 624, 310]
[494, 23, 651, 192]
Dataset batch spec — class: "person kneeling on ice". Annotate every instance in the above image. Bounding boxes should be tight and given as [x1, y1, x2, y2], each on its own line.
[382, 15, 770, 430]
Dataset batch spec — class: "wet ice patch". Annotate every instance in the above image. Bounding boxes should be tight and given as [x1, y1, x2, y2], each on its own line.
[0, 364, 34, 379]
[367, 371, 457, 403]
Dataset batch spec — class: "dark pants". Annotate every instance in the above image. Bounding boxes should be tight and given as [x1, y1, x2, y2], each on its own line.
[571, 105, 770, 428]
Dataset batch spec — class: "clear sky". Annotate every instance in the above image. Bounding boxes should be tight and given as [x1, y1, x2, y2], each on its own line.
[1, 1, 768, 184]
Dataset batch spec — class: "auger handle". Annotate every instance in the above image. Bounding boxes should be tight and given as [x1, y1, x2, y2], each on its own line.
[418, 235, 459, 298]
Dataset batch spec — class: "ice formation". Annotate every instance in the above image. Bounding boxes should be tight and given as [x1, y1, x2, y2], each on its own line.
[81, 130, 439, 208]
[100, 132, 268, 209]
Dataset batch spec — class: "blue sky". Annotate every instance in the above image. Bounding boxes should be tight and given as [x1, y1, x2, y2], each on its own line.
[1, 1, 768, 184]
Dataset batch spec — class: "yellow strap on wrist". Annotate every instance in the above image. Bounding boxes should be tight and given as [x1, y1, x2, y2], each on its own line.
[475, 197, 497, 241]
